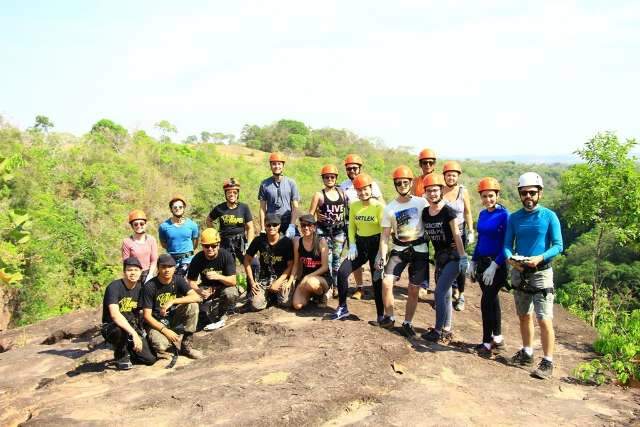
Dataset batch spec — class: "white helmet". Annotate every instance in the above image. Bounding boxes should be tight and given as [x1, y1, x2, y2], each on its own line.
[517, 172, 544, 188]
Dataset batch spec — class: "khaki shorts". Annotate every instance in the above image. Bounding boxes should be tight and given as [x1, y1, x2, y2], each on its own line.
[512, 268, 555, 320]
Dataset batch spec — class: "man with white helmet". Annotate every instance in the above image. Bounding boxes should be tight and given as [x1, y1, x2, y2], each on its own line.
[504, 172, 563, 380]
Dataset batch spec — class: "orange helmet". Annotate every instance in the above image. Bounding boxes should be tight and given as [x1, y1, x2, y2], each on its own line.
[477, 177, 501, 193]
[222, 178, 240, 192]
[128, 209, 147, 224]
[418, 148, 436, 160]
[320, 164, 339, 176]
[392, 165, 414, 180]
[442, 160, 462, 174]
[169, 194, 186, 207]
[353, 173, 373, 190]
[422, 174, 445, 189]
[269, 152, 286, 163]
[344, 154, 363, 166]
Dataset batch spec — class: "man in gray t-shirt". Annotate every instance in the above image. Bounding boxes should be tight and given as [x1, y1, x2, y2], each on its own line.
[258, 152, 300, 238]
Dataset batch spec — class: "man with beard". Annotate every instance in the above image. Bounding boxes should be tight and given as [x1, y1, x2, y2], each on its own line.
[411, 148, 437, 197]
[258, 152, 301, 239]
[505, 172, 563, 380]
[158, 195, 199, 276]
[339, 154, 384, 300]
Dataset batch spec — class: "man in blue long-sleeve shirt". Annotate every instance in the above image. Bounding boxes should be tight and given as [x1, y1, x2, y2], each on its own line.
[504, 172, 563, 380]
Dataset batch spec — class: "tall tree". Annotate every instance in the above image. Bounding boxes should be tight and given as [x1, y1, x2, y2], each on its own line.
[33, 115, 54, 133]
[560, 132, 640, 325]
[155, 120, 177, 143]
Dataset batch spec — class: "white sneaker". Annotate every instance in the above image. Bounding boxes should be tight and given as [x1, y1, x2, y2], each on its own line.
[203, 318, 226, 331]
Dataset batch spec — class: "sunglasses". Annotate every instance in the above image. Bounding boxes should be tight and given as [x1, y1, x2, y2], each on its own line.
[171, 205, 185, 210]
[519, 190, 539, 197]
[345, 166, 359, 172]
[131, 221, 146, 227]
[266, 223, 280, 228]
[420, 160, 435, 166]
[202, 243, 219, 249]
[299, 222, 314, 228]
[394, 180, 411, 187]
[322, 175, 337, 180]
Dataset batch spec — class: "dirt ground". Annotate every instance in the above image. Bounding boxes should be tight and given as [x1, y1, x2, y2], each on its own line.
[1, 275, 639, 426]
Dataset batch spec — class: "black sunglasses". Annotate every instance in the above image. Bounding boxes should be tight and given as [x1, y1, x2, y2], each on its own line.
[519, 190, 539, 197]
[345, 166, 359, 172]
[394, 180, 411, 187]
[202, 243, 219, 249]
[266, 223, 280, 228]
[420, 160, 435, 166]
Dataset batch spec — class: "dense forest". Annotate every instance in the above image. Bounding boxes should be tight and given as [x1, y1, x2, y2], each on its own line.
[0, 115, 638, 384]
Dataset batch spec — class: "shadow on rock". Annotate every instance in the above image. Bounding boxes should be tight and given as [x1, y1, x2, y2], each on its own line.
[66, 361, 109, 377]
[39, 348, 90, 359]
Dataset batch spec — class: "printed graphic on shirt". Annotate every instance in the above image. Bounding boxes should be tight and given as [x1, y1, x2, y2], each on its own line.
[156, 292, 176, 307]
[118, 297, 137, 313]
[394, 207, 422, 240]
[221, 215, 244, 226]
[301, 256, 321, 269]
[424, 221, 446, 243]
[323, 204, 345, 223]
[355, 214, 377, 222]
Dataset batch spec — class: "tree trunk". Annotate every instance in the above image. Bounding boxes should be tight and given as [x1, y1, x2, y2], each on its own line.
[591, 227, 605, 327]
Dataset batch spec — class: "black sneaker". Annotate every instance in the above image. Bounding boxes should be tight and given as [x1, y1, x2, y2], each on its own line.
[401, 322, 416, 337]
[510, 349, 534, 367]
[368, 316, 384, 327]
[422, 328, 441, 342]
[115, 354, 133, 370]
[475, 343, 493, 358]
[379, 316, 395, 329]
[531, 358, 554, 379]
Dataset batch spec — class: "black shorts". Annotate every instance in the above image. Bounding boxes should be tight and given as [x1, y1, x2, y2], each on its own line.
[384, 250, 428, 285]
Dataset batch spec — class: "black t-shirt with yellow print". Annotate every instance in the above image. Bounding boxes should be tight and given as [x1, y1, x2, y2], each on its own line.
[208, 202, 253, 238]
[141, 275, 191, 320]
[245, 234, 293, 280]
[102, 279, 141, 324]
[186, 248, 236, 287]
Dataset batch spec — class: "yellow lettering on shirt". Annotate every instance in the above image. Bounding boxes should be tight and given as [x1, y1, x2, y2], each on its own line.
[119, 297, 137, 313]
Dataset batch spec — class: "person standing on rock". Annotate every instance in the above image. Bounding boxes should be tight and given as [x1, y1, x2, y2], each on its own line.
[244, 213, 294, 311]
[332, 174, 384, 321]
[187, 228, 238, 331]
[468, 178, 510, 357]
[101, 257, 157, 370]
[122, 209, 158, 283]
[339, 154, 385, 300]
[258, 152, 300, 239]
[142, 254, 204, 359]
[441, 161, 474, 311]
[421, 174, 468, 344]
[412, 148, 437, 296]
[377, 166, 429, 336]
[158, 194, 199, 277]
[505, 172, 563, 380]
[290, 214, 332, 310]
[309, 165, 347, 299]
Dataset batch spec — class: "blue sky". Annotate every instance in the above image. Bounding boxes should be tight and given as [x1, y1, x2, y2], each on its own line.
[1, 1, 639, 159]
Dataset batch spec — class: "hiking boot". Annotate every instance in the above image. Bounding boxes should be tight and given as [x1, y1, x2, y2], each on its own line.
[181, 334, 204, 360]
[401, 322, 416, 337]
[510, 349, 534, 367]
[455, 294, 465, 311]
[115, 354, 133, 370]
[352, 287, 364, 300]
[531, 358, 554, 380]
[379, 316, 395, 330]
[330, 305, 350, 320]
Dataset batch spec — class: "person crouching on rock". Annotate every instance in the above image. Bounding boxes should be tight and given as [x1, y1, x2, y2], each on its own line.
[243, 213, 294, 311]
[142, 254, 204, 359]
[101, 257, 156, 370]
[290, 214, 332, 310]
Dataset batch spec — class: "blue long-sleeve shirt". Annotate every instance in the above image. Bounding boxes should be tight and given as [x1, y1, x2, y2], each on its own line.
[472, 205, 510, 266]
[504, 206, 563, 263]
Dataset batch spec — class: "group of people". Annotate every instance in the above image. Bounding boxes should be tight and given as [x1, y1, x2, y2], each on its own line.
[102, 150, 563, 380]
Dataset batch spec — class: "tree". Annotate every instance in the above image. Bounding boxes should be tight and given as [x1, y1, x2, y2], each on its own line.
[33, 115, 54, 133]
[200, 131, 212, 143]
[90, 119, 128, 153]
[155, 120, 177, 143]
[560, 132, 640, 325]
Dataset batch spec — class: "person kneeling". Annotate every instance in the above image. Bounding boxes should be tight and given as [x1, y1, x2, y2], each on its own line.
[187, 228, 239, 331]
[243, 214, 294, 311]
[142, 254, 204, 359]
[290, 214, 332, 310]
[101, 257, 157, 370]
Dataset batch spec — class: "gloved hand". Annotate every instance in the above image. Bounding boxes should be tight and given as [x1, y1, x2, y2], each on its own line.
[467, 231, 475, 244]
[466, 260, 477, 281]
[374, 252, 385, 270]
[285, 224, 296, 238]
[458, 255, 469, 275]
[482, 261, 498, 286]
[348, 244, 358, 261]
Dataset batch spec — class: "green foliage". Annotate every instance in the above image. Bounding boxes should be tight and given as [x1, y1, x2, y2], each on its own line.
[90, 119, 129, 153]
[33, 115, 54, 133]
[155, 120, 177, 143]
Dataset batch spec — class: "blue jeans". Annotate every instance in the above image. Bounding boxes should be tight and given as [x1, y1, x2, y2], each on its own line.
[435, 259, 460, 331]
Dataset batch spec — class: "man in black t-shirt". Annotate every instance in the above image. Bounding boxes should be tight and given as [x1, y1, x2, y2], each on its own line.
[187, 228, 239, 329]
[243, 214, 294, 311]
[101, 257, 156, 369]
[142, 254, 204, 359]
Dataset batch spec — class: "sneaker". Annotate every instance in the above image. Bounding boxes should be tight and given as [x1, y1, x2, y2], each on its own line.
[181, 334, 204, 360]
[368, 316, 384, 327]
[401, 322, 416, 337]
[475, 343, 493, 358]
[510, 349, 534, 367]
[379, 316, 395, 330]
[115, 354, 133, 370]
[531, 359, 554, 379]
[203, 317, 226, 331]
[422, 328, 441, 342]
[455, 294, 465, 311]
[330, 305, 350, 320]
[352, 287, 364, 300]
